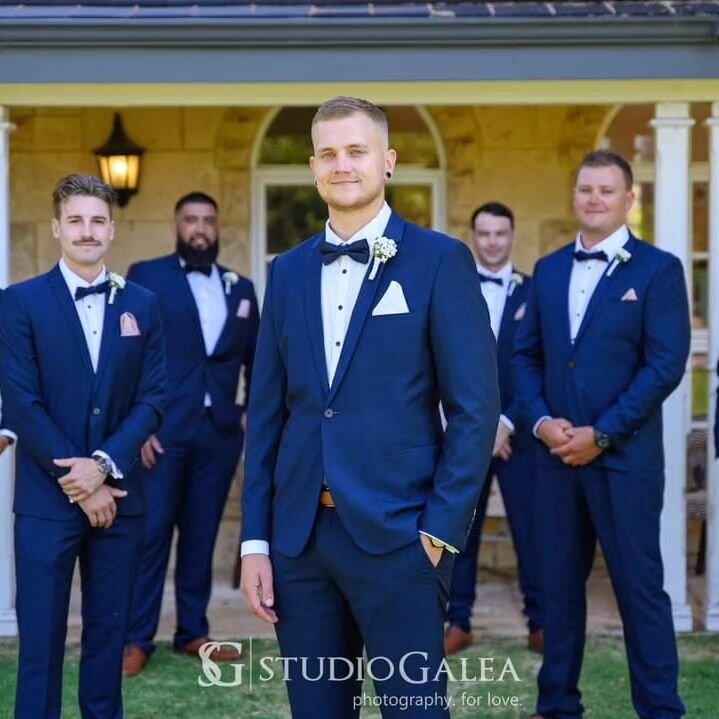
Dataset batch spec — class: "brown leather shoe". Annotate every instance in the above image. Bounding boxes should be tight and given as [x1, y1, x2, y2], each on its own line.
[122, 645, 150, 677]
[443, 625, 473, 656]
[528, 629, 544, 654]
[175, 637, 243, 661]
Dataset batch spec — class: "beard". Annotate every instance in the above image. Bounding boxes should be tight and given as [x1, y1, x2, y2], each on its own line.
[176, 233, 219, 269]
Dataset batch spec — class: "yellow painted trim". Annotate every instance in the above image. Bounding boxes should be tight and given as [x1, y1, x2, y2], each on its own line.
[2, 80, 719, 106]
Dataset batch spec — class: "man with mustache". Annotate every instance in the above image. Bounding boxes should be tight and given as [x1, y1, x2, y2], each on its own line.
[1, 173, 165, 718]
[122, 192, 259, 676]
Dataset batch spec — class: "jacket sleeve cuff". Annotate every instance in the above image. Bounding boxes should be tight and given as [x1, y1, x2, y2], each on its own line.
[499, 414, 515, 433]
[0, 429, 17, 444]
[533, 415, 553, 438]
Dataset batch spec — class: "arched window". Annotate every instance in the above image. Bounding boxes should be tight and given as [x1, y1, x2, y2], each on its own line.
[251, 105, 446, 298]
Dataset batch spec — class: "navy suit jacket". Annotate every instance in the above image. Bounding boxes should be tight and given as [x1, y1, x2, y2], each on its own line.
[0, 264, 166, 519]
[127, 255, 259, 443]
[496, 271, 531, 447]
[512, 234, 690, 472]
[242, 212, 500, 557]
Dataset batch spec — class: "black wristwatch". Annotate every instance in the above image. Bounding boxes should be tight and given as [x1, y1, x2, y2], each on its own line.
[593, 429, 612, 450]
[93, 454, 112, 476]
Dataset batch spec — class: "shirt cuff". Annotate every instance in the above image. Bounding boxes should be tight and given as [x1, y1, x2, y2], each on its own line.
[92, 451, 124, 480]
[499, 414, 515, 433]
[241, 540, 270, 557]
[419, 531, 459, 554]
[0, 429, 17, 444]
[533, 416, 553, 438]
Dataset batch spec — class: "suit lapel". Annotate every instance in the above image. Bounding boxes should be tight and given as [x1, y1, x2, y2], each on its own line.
[210, 265, 235, 357]
[173, 258, 206, 351]
[47, 265, 94, 377]
[304, 235, 330, 395]
[573, 235, 636, 347]
[94, 289, 122, 387]
[554, 246, 575, 350]
[327, 213, 406, 404]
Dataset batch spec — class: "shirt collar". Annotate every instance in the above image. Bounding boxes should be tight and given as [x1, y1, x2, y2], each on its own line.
[324, 202, 392, 248]
[575, 224, 629, 262]
[477, 262, 513, 285]
[59, 258, 107, 297]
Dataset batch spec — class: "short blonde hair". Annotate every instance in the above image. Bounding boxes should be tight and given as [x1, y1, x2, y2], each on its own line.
[312, 96, 388, 140]
[52, 174, 116, 219]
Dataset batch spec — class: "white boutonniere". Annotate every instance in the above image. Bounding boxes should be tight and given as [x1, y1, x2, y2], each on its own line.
[368, 237, 398, 281]
[507, 271, 524, 297]
[222, 271, 239, 296]
[107, 272, 125, 305]
[607, 247, 632, 278]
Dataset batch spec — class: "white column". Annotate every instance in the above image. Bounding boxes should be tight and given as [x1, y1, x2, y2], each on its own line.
[650, 103, 694, 632]
[705, 102, 719, 631]
[0, 106, 16, 636]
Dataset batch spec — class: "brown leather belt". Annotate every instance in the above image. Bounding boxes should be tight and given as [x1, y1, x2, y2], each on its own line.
[320, 489, 335, 508]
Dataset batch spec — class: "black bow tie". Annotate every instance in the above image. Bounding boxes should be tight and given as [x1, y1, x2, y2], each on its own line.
[184, 264, 212, 276]
[319, 239, 370, 266]
[74, 280, 110, 301]
[574, 249, 608, 263]
[478, 273, 503, 286]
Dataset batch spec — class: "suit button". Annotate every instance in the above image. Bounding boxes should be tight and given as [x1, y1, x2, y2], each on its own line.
[92, 407, 101, 416]
[324, 409, 335, 419]
[567, 361, 575, 369]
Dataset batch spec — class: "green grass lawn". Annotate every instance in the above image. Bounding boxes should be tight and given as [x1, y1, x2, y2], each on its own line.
[0, 635, 717, 717]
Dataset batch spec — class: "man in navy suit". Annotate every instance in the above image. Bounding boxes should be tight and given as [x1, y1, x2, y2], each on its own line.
[444, 202, 542, 656]
[123, 192, 258, 675]
[241, 97, 499, 718]
[513, 150, 688, 719]
[0, 174, 165, 719]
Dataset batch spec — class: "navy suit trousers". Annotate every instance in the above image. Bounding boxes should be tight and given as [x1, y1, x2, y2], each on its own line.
[14, 513, 143, 719]
[272, 507, 454, 719]
[127, 412, 243, 653]
[447, 450, 541, 634]
[535, 465, 684, 719]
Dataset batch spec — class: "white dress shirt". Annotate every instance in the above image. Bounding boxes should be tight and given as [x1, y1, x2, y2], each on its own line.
[534, 224, 630, 437]
[181, 259, 228, 406]
[59, 258, 121, 477]
[568, 225, 629, 342]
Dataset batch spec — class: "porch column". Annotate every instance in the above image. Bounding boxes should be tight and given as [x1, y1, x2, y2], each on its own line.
[0, 107, 16, 636]
[705, 102, 719, 631]
[650, 102, 694, 632]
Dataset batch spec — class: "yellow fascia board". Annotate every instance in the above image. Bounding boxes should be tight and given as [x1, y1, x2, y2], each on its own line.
[2, 80, 719, 107]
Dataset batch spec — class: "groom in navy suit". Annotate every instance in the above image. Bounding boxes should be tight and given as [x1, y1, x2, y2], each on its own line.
[444, 202, 542, 656]
[123, 192, 258, 675]
[241, 97, 499, 718]
[0, 174, 165, 719]
[513, 151, 688, 719]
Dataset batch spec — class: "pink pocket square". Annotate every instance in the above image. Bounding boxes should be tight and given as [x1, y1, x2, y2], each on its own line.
[514, 303, 527, 321]
[120, 312, 141, 336]
[237, 298, 251, 319]
[621, 288, 638, 302]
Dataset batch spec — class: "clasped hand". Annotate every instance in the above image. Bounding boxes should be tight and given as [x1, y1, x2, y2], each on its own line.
[537, 419, 603, 466]
[54, 456, 127, 529]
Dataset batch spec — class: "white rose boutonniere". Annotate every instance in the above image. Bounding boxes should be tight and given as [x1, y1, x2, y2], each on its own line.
[222, 271, 239, 296]
[607, 247, 632, 278]
[368, 237, 398, 281]
[508, 271, 524, 297]
[107, 272, 126, 305]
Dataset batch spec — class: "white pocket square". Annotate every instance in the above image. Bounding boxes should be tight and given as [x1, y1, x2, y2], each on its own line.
[513, 302, 527, 321]
[237, 298, 251, 318]
[621, 288, 638, 302]
[372, 280, 410, 316]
